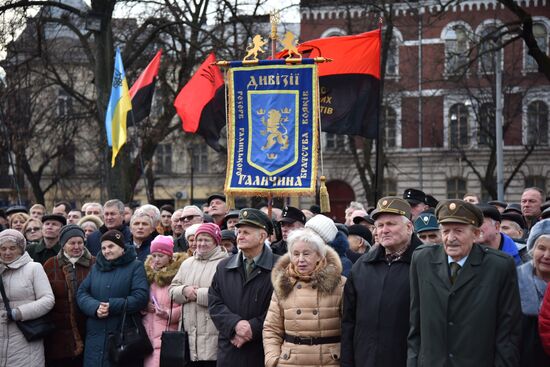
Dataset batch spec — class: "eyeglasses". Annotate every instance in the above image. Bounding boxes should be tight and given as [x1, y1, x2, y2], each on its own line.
[178, 215, 200, 222]
[25, 227, 41, 234]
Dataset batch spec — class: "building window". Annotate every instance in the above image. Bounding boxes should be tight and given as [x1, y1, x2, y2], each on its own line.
[445, 25, 469, 75]
[525, 176, 547, 191]
[383, 178, 397, 196]
[526, 101, 548, 145]
[386, 34, 399, 77]
[449, 103, 469, 147]
[155, 144, 172, 174]
[325, 133, 348, 151]
[57, 89, 73, 117]
[478, 103, 495, 146]
[58, 143, 76, 174]
[478, 25, 501, 74]
[191, 144, 208, 173]
[383, 106, 397, 148]
[447, 177, 467, 199]
[525, 23, 548, 72]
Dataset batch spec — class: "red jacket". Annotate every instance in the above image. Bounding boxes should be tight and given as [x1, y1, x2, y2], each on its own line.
[539, 285, 550, 355]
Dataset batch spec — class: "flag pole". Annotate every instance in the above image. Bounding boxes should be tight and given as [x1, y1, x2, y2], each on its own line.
[266, 9, 280, 219]
[374, 18, 383, 204]
[128, 109, 152, 203]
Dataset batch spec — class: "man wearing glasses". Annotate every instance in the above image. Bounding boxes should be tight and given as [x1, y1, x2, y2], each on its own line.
[174, 205, 204, 252]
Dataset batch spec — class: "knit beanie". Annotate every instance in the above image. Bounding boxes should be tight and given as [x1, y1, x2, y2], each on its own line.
[0, 229, 26, 252]
[185, 223, 202, 240]
[195, 223, 222, 246]
[527, 219, 550, 251]
[151, 235, 174, 257]
[59, 224, 85, 247]
[100, 229, 125, 248]
[305, 214, 338, 244]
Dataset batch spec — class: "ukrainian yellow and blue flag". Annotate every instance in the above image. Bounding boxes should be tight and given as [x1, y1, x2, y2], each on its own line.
[105, 48, 132, 167]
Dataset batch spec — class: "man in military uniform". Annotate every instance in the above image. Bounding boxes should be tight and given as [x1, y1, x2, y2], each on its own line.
[270, 206, 305, 255]
[408, 200, 521, 366]
[209, 208, 278, 367]
[342, 197, 422, 367]
[414, 212, 442, 245]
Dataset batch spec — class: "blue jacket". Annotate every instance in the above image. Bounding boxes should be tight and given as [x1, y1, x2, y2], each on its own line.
[329, 231, 352, 277]
[501, 233, 522, 266]
[76, 245, 149, 367]
[86, 224, 132, 257]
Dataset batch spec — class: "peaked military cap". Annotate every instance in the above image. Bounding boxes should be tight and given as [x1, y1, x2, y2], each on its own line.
[279, 206, 306, 224]
[235, 208, 273, 235]
[414, 212, 439, 233]
[371, 196, 412, 220]
[435, 199, 484, 227]
[403, 188, 426, 205]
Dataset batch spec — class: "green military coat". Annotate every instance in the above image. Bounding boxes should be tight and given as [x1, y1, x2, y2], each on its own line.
[408, 243, 521, 367]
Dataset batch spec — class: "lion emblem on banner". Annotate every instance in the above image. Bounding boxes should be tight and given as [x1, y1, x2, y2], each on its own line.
[258, 108, 291, 154]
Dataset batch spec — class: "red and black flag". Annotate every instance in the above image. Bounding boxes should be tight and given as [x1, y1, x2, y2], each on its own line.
[129, 50, 162, 124]
[174, 53, 225, 151]
[278, 29, 381, 139]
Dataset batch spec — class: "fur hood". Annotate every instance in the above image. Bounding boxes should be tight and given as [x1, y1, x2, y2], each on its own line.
[272, 245, 343, 299]
[145, 252, 188, 287]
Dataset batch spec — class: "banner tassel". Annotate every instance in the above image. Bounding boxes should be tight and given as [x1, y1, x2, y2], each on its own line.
[226, 193, 236, 210]
[319, 176, 330, 213]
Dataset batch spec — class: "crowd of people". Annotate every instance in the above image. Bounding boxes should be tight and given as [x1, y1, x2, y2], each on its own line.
[0, 187, 550, 366]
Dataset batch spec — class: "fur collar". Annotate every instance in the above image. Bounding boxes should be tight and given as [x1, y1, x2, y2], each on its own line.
[144, 252, 188, 287]
[271, 246, 342, 299]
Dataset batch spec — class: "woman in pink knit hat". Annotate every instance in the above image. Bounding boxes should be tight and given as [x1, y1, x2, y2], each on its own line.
[169, 223, 228, 366]
[142, 235, 188, 367]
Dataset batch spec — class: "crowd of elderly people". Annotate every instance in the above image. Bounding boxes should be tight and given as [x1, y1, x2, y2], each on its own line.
[1, 187, 550, 367]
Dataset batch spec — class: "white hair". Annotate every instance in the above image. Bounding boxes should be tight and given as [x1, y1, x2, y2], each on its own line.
[130, 211, 154, 227]
[135, 204, 161, 226]
[287, 228, 327, 257]
[182, 205, 204, 217]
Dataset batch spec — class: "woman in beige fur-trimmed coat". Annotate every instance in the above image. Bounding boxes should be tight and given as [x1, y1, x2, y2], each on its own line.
[263, 228, 346, 367]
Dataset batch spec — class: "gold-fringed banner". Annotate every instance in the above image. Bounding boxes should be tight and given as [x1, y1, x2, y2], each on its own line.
[224, 61, 319, 197]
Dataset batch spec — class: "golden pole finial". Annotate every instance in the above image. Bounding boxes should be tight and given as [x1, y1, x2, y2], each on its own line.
[270, 9, 280, 58]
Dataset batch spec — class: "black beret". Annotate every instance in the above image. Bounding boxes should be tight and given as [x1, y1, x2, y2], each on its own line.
[477, 204, 502, 223]
[221, 229, 236, 241]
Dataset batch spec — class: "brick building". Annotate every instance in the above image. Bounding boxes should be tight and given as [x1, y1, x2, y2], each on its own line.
[301, 0, 550, 215]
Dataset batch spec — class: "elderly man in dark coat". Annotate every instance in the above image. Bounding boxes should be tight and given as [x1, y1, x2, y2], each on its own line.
[408, 199, 521, 367]
[341, 197, 422, 367]
[208, 208, 278, 367]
